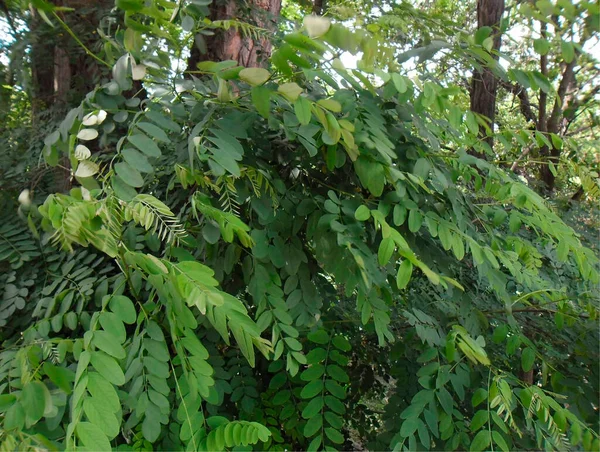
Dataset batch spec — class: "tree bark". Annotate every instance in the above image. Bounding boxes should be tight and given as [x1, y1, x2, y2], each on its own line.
[187, 0, 282, 70]
[469, 0, 505, 156]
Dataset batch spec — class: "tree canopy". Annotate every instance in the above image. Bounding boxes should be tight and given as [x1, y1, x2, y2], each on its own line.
[0, 0, 599, 451]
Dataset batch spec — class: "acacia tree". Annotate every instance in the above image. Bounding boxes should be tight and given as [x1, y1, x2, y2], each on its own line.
[0, 1, 599, 452]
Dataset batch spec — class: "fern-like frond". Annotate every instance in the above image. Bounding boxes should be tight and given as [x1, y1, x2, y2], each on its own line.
[210, 19, 269, 41]
[124, 194, 187, 246]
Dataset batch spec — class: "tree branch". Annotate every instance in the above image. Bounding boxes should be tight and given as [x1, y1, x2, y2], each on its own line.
[499, 79, 538, 127]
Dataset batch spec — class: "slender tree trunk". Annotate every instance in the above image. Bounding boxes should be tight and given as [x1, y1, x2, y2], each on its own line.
[469, 0, 505, 156]
[187, 0, 282, 70]
[29, 10, 56, 120]
[539, 59, 577, 191]
[29, 0, 112, 192]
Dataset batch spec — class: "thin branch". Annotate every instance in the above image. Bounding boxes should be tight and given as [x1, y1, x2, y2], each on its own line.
[499, 79, 537, 127]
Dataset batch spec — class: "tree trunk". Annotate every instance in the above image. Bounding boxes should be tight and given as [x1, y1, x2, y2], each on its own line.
[187, 0, 282, 70]
[29, 10, 56, 120]
[29, 0, 112, 192]
[539, 59, 577, 191]
[469, 0, 505, 156]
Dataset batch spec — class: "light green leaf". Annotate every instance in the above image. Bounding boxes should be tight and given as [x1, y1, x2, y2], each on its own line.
[92, 331, 126, 359]
[391, 73, 408, 93]
[77, 129, 99, 141]
[77, 421, 112, 451]
[294, 97, 312, 125]
[317, 98, 342, 113]
[90, 351, 125, 386]
[239, 68, 271, 86]
[75, 160, 99, 178]
[303, 15, 331, 38]
[278, 82, 303, 101]
[109, 295, 137, 324]
[561, 40, 575, 63]
[534, 38, 550, 55]
[83, 398, 120, 438]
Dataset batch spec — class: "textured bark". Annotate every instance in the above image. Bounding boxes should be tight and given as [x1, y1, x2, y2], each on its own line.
[469, 0, 505, 155]
[188, 0, 282, 70]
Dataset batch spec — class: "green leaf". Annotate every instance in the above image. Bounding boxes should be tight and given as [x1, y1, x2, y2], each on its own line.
[400, 417, 420, 437]
[109, 295, 137, 324]
[331, 335, 351, 352]
[408, 209, 423, 233]
[77, 421, 112, 451]
[301, 380, 324, 398]
[127, 133, 162, 158]
[327, 364, 349, 383]
[92, 331, 126, 359]
[121, 148, 153, 173]
[470, 410, 488, 432]
[325, 379, 346, 399]
[136, 122, 170, 143]
[561, 40, 575, 63]
[308, 329, 329, 344]
[294, 97, 312, 125]
[302, 397, 324, 419]
[325, 427, 344, 444]
[472, 388, 488, 408]
[378, 237, 395, 266]
[239, 68, 271, 86]
[470, 430, 491, 452]
[474, 26, 492, 45]
[115, 162, 144, 188]
[396, 259, 413, 290]
[521, 347, 535, 372]
[301, 364, 325, 381]
[20, 381, 47, 423]
[534, 38, 550, 55]
[43, 363, 75, 394]
[304, 414, 323, 437]
[0, 394, 16, 412]
[391, 73, 408, 93]
[90, 351, 125, 386]
[83, 398, 120, 438]
[354, 205, 371, 221]
[492, 430, 509, 452]
[251, 86, 271, 119]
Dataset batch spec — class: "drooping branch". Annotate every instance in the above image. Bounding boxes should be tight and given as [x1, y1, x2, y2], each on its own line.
[499, 79, 538, 127]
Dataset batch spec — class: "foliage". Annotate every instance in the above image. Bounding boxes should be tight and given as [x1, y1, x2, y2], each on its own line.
[0, 1, 599, 451]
